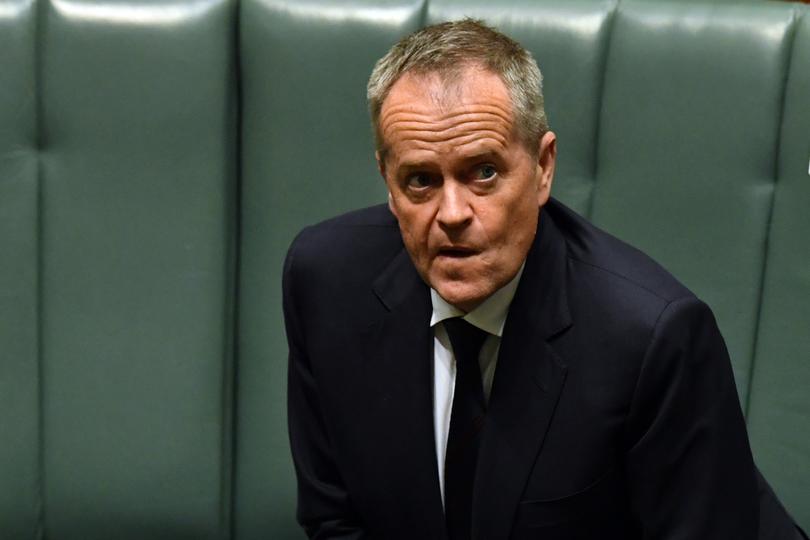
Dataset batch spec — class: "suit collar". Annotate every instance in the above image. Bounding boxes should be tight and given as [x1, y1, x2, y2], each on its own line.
[508, 207, 572, 341]
[372, 247, 424, 312]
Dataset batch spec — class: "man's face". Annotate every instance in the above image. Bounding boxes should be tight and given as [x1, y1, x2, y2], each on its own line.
[378, 66, 556, 312]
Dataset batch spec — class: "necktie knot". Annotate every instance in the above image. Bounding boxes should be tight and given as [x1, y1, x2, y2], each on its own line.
[443, 318, 488, 366]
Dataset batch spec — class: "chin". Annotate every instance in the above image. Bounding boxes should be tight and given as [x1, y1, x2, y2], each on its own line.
[434, 280, 488, 312]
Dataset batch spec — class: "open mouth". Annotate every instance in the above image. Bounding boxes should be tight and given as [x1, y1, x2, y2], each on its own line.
[438, 248, 476, 258]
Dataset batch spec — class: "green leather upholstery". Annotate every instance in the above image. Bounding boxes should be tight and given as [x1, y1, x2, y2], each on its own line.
[40, 0, 237, 535]
[0, 1, 808, 538]
[593, 1, 795, 404]
[1, 2, 39, 538]
[3, 0, 238, 538]
[748, 10, 810, 520]
[237, 3, 420, 536]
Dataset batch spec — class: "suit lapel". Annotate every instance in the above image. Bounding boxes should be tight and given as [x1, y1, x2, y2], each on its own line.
[472, 210, 572, 540]
[367, 249, 447, 538]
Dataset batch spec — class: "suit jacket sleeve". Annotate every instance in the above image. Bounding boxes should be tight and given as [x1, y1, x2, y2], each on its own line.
[284, 233, 367, 540]
[624, 296, 759, 539]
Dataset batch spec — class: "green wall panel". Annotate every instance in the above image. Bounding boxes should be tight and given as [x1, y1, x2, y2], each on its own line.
[39, 0, 237, 538]
[236, 1, 424, 537]
[0, 1, 40, 538]
[748, 6, 810, 532]
[590, 2, 795, 404]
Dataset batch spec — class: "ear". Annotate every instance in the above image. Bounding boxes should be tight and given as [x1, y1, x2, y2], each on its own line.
[536, 131, 557, 206]
[377, 151, 398, 218]
[375, 150, 386, 180]
[387, 191, 398, 218]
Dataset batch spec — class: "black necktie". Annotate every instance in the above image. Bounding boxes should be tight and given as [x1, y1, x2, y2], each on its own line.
[443, 317, 488, 540]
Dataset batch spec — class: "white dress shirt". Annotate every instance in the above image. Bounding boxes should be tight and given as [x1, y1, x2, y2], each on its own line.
[430, 264, 525, 503]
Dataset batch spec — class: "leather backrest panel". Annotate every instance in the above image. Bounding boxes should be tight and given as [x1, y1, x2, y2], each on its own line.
[747, 7, 810, 529]
[237, 2, 424, 537]
[35, 1, 237, 538]
[591, 2, 795, 404]
[0, 1, 40, 537]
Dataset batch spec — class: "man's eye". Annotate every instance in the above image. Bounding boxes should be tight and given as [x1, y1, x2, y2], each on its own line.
[405, 173, 433, 190]
[474, 164, 497, 180]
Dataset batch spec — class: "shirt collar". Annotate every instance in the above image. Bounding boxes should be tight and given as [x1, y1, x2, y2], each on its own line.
[429, 263, 525, 337]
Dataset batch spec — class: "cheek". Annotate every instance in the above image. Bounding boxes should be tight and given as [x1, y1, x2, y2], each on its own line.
[396, 208, 433, 254]
[488, 196, 527, 237]
[491, 190, 539, 251]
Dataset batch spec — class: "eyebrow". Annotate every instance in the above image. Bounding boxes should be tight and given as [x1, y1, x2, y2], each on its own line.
[392, 160, 433, 176]
[460, 150, 501, 164]
[396, 146, 504, 171]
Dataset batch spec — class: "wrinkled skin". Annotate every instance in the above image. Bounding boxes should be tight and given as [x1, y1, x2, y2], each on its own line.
[377, 65, 557, 312]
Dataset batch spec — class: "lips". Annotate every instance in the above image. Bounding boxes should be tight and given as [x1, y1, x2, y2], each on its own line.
[437, 246, 478, 258]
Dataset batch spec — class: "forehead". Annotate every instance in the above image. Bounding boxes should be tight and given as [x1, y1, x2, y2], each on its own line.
[379, 67, 516, 160]
[385, 65, 512, 110]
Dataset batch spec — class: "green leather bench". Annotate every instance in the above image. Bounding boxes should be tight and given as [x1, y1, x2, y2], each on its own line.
[1, 0, 807, 538]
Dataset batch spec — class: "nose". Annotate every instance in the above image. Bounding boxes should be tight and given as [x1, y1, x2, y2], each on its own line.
[436, 179, 473, 230]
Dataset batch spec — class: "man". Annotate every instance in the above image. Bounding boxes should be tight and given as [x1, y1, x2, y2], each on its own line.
[284, 19, 805, 540]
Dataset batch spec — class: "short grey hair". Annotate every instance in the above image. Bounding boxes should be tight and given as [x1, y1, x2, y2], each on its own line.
[367, 18, 549, 156]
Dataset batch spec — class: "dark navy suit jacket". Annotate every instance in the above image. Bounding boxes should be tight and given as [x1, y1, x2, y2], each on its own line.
[284, 198, 802, 540]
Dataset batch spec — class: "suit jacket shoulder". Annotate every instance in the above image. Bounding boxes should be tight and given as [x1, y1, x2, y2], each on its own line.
[284, 204, 405, 331]
[287, 203, 401, 286]
[545, 198, 694, 306]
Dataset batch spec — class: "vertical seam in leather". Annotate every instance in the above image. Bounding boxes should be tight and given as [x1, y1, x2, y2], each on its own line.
[419, 0, 429, 29]
[585, 0, 619, 222]
[744, 7, 800, 420]
[224, 0, 241, 538]
[33, 0, 46, 538]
